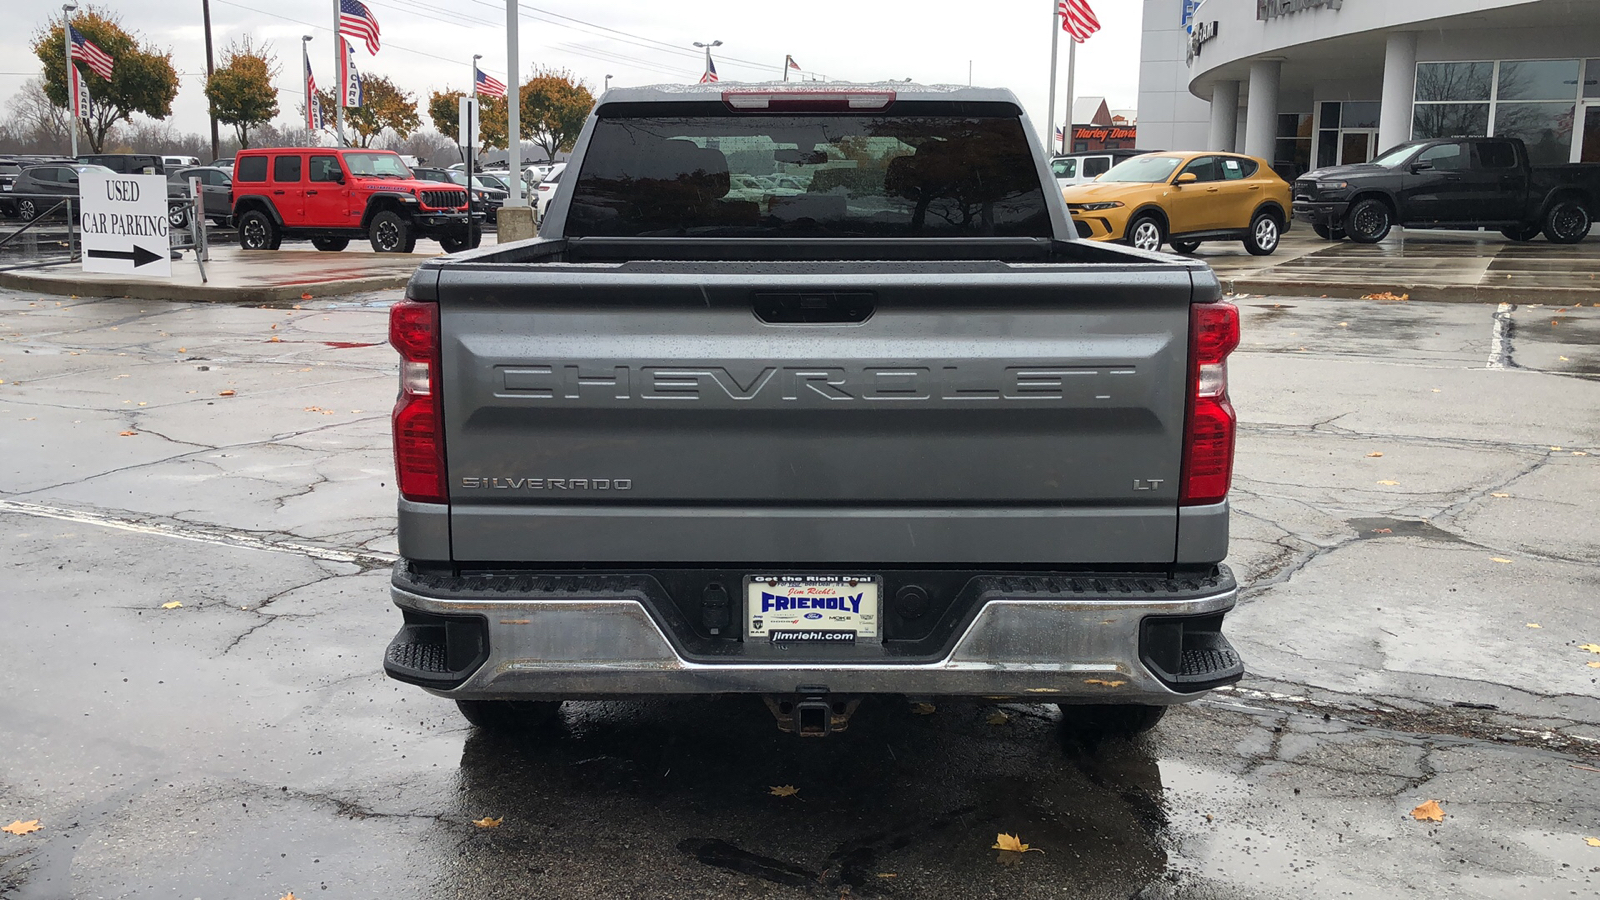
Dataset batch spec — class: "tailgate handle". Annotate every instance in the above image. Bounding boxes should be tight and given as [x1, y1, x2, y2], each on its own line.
[753, 291, 875, 325]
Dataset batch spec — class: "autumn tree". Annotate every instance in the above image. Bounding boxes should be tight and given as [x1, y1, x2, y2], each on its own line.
[29, 7, 179, 153]
[316, 75, 420, 147]
[427, 89, 507, 150]
[204, 38, 278, 149]
[519, 67, 593, 162]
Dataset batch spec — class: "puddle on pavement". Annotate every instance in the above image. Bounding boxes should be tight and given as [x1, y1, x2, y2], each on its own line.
[1348, 517, 1469, 544]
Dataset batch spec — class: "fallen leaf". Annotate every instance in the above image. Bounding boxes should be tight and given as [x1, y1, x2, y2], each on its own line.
[161, 601, 183, 609]
[1490, 557, 1513, 564]
[985, 710, 1010, 726]
[218, 390, 235, 397]
[269, 336, 282, 343]
[1526, 623, 1542, 628]
[270, 323, 279, 330]
[279, 894, 298, 900]
[1491, 492, 1511, 498]
[768, 785, 799, 798]
[877, 873, 898, 878]
[471, 816, 502, 828]
[1431, 388, 1441, 393]
[1584, 837, 1600, 847]
[1560, 356, 1570, 361]
[1579, 644, 1600, 654]
[178, 347, 186, 353]
[1362, 291, 1410, 301]
[1377, 480, 1399, 486]
[1586, 662, 1600, 669]
[1410, 800, 1445, 822]
[1338, 321, 1349, 327]
[1084, 678, 1127, 687]
[119, 430, 136, 437]
[1576, 451, 1590, 456]
[910, 702, 937, 716]
[1550, 446, 1563, 451]
[2, 820, 41, 835]
[1366, 451, 1384, 458]
[992, 833, 1042, 853]
[301, 293, 313, 301]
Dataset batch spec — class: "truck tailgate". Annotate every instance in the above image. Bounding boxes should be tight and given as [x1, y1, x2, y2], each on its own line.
[437, 260, 1196, 565]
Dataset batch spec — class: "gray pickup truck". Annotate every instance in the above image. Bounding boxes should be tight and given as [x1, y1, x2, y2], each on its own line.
[383, 84, 1244, 739]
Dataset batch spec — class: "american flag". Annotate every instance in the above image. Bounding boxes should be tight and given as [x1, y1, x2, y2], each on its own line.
[339, 0, 381, 56]
[699, 56, 718, 84]
[475, 66, 506, 98]
[69, 26, 114, 81]
[304, 44, 324, 130]
[1058, 0, 1101, 43]
[1054, 125, 1065, 145]
[786, 55, 801, 72]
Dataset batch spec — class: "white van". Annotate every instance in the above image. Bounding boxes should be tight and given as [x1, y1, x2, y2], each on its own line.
[1051, 149, 1153, 187]
[162, 155, 201, 169]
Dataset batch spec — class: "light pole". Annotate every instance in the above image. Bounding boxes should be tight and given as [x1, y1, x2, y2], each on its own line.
[467, 53, 481, 188]
[62, 3, 77, 157]
[693, 40, 721, 82]
[203, 0, 218, 161]
[604, 73, 612, 92]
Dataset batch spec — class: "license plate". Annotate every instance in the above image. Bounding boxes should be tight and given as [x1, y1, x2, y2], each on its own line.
[746, 575, 879, 643]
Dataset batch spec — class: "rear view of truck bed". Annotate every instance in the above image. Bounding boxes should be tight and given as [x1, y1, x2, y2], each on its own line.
[383, 84, 1244, 737]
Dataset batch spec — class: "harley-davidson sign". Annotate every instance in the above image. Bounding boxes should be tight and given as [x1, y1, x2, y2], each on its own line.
[1073, 127, 1137, 142]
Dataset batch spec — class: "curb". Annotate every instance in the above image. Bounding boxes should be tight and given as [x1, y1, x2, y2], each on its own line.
[1217, 276, 1600, 305]
[0, 267, 411, 304]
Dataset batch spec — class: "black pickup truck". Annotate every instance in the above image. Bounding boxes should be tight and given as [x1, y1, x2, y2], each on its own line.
[1293, 137, 1600, 244]
[381, 84, 1245, 740]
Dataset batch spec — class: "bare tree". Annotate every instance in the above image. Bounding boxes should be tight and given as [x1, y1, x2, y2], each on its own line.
[3, 78, 78, 154]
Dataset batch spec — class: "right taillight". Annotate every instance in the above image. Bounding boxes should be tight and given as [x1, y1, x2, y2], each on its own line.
[390, 299, 446, 504]
[1180, 301, 1240, 506]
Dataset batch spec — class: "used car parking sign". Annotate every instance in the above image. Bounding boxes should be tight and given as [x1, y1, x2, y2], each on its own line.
[78, 171, 172, 277]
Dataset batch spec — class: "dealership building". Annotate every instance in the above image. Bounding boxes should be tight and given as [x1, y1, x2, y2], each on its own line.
[1137, 0, 1600, 178]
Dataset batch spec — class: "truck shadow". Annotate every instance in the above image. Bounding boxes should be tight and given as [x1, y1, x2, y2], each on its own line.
[448, 696, 1170, 898]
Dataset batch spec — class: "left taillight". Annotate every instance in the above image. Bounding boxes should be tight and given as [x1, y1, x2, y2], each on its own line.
[1179, 301, 1240, 506]
[390, 299, 446, 504]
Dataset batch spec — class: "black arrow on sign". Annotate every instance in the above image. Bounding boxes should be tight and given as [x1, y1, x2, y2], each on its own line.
[86, 245, 163, 268]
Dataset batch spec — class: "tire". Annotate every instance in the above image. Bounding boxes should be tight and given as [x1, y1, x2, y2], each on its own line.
[311, 236, 350, 252]
[17, 199, 36, 221]
[1058, 704, 1167, 738]
[1542, 198, 1591, 245]
[438, 223, 483, 253]
[1312, 222, 1344, 241]
[1169, 239, 1201, 254]
[1124, 215, 1165, 252]
[456, 699, 562, 733]
[237, 209, 280, 251]
[1344, 197, 1392, 244]
[368, 210, 413, 253]
[168, 204, 189, 230]
[1243, 210, 1283, 256]
[1500, 225, 1542, 242]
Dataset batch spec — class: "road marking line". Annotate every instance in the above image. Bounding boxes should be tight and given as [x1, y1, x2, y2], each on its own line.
[1487, 302, 1515, 369]
[0, 499, 396, 566]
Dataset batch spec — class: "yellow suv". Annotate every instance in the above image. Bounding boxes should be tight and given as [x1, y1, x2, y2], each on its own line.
[1062, 152, 1291, 255]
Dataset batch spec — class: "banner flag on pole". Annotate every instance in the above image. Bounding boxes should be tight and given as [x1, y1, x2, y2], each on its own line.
[70, 64, 91, 119]
[341, 37, 363, 108]
[1058, 0, 1102, 43]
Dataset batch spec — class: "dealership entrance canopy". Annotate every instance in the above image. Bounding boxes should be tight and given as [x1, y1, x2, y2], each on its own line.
[1138, 0, 1600, 178]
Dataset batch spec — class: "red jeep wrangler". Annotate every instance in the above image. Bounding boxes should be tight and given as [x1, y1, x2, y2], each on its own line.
[231, 148, 478, 253]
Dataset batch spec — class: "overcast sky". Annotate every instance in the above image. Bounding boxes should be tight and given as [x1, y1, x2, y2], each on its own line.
[1, 0, 1144, 145]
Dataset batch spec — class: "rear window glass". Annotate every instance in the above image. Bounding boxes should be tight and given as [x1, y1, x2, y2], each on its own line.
[1221, 157, 1257, 179]
[1082, 157, 1112, 177]
[1476, 141, 1518, 169]
[273, 155, 302, 183]
[566, 114, 1050, 238]
[236, 156, 268, 182]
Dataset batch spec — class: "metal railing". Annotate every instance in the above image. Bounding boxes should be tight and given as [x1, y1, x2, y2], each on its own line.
[1, 189, 210, 276]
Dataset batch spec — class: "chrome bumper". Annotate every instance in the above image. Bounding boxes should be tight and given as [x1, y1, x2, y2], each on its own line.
[391, 577, 1239, 703]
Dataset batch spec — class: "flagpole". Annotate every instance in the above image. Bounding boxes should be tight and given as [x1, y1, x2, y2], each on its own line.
[334, 0, 345, 147]
[1065, 35, 1077, 157]
[1046, 0, 1059, 156]
[783, 56, 788, 83]
[63, 5, 78, 157]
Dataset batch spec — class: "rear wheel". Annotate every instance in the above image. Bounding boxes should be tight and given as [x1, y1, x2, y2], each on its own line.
[456, 699, 562, 733]
[237, 210, 280, 250]
[1058, 704, 1167, 737]
[1500, 224, 1542, 242]
[1169, 239, 1201, 254]
[167, 204, 189, 230]
[368, 210, 413, 253]
[311, 236, 350, 252]
[1124, 215, 1165, 252]
[1542, 198, 1591, 244]
[1344, 198, 1392, 244]
[1243, 210, 1282, 256]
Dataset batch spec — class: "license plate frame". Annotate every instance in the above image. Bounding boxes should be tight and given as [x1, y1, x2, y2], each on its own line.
[745, 575, 880, 644]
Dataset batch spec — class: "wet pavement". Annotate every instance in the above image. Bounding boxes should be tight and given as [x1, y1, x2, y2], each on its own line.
[1, 288, 1598, 898]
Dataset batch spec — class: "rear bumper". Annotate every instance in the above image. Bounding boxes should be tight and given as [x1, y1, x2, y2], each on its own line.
[385, 565, 1242, 703]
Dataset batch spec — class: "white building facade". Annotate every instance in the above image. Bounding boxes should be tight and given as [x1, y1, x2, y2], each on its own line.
[1137, 0, 1600, 178]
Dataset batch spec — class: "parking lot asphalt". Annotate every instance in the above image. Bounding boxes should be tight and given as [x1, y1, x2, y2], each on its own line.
[0, 288, 1597, 898]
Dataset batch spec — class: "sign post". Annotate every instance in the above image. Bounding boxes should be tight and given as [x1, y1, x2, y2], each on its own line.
[78, 172, 172, 278]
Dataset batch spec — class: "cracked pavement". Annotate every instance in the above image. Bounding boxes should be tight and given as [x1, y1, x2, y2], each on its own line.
[1, 288, 1597, 898]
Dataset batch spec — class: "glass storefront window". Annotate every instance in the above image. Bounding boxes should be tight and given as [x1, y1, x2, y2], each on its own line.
[1319, 102, 1341, 128]
[1586, 60, 1600, 98]
[1415, 62, 1494, 102]
[1317, 130, 1338, 167]
[1413, 103, 1490, 140]
[1342, 102, 1382, 129]
[1497, 60, 1580, 101]
[1494, 102, 1577, 164]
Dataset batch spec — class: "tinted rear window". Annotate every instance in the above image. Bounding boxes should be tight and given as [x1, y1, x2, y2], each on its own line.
[236, 156, 268, 182]
[273, 155, 302, 183]
[566, 114, 1049, 238]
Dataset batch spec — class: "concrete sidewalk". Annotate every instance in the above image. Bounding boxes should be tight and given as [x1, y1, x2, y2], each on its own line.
[0, 235, 501, 304]
[1201, 227, 1600, 303]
